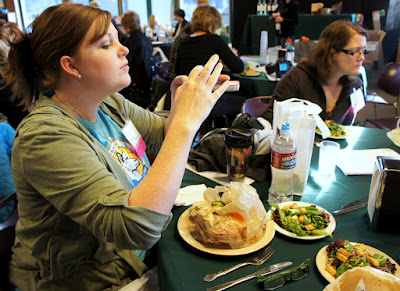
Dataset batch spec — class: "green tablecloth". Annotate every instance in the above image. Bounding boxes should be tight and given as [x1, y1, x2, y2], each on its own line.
[156, 127, 400, 291]
[230, 73, 277, 98]
[240, 14, 356, 55]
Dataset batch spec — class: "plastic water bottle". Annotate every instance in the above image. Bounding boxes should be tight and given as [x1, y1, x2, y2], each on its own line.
[285, 38, 295, 64]
[268, 123, 297, 203]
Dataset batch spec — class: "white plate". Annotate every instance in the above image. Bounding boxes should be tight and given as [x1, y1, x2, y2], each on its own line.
[267, 201, 336, 240]
[316, 242, 400, 283]
[177, 207, 275, 256]
[316, 127, 350, 140]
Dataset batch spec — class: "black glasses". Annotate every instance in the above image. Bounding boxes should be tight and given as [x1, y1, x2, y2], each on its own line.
[258, 259, 309, 290]
[340, 48, 370, 56]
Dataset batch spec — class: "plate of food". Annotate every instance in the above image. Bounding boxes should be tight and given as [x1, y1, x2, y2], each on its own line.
[267, 201, 335, 240]
[316, 120, 349, 139]
[240, 70, 261, 77]
[316, 239, 400, 282]
[177, 183, 275, 256]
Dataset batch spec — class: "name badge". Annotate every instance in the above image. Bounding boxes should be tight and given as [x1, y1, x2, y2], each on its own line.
[121, 119, 146, 158]
[350, 88, 365, 113]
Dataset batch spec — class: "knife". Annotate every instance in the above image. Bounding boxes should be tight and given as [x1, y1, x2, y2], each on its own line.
[340, 195, 368, 210]
[207, 261, 292, 291]
[334, 203, 368, 215]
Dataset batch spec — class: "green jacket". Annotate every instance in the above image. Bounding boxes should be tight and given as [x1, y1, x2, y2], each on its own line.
[10, 93, 172, 290]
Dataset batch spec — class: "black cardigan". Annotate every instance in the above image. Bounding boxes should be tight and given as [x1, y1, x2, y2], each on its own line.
[262, 62, 363, 125]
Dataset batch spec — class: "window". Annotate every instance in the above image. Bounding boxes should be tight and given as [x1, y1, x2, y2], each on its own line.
[180, 0, 230, 26]
[95, 0, 119, 16]
[122, 0, 148, 28]
[151, 1, 172, 27]
[19, 0, 62, 30]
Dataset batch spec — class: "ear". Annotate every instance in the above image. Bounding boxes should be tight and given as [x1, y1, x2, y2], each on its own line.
[60, 56, 81, 79]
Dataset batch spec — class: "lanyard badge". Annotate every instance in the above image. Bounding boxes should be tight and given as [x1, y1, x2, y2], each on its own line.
[121, 119, 146, 158]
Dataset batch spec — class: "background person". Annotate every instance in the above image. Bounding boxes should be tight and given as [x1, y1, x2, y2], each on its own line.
[119, 11, 153, 108]
[272, 0, 300, 47]
[173, 9, 189, 37]
[175, 5, 245, 128]
[1, 3, 229, 290]
[262, 20, 367, 125]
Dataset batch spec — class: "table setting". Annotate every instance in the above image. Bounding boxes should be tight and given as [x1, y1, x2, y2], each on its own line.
[157, 115, 400, 290]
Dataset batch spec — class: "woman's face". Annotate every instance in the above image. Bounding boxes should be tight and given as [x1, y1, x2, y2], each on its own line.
[74, 21, 131, 96]
[332, 33, 367, 77]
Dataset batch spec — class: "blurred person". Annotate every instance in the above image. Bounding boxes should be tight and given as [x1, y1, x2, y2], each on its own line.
[272, 0, 300, 47]
[167, 23, 192, 82]
[0, 113, 16, 222]
[144, 14, 165, 41]
[197, 0, 210, 5]
[175, 5, 245, 127]
[1, 3, 229, 290]
[173, 9, 189, 37]
[262, 20, 367, 125]
[0, 21, 27, 128]
[120, 11, 153, 108]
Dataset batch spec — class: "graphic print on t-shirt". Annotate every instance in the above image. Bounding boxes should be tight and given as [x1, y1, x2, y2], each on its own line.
[109, 139, 148, 187]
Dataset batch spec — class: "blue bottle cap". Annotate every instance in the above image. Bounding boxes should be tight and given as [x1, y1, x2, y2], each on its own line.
[281, 123, 289, 131]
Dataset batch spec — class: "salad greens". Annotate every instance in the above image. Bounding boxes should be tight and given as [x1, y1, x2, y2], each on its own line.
[269, 202, 332, 237]
[316, 120, 347, 137]
[325, 239, 397, 278]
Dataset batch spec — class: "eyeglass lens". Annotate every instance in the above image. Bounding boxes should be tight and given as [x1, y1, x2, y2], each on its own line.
[342, 49, 369, 56]
[263, 265, 309, 290]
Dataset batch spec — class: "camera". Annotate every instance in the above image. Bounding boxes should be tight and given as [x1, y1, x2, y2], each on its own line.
[265, 49, 293, 78]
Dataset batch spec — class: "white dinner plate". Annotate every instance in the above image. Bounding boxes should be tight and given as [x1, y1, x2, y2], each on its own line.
[316, 242, 400, 283]
[177, 207, 275, 256]
[316, 126, 350, 140]
[267, 201, 336, 240]
[240, 71, 261, 77]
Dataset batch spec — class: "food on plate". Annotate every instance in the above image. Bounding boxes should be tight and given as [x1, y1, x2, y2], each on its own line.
[325, 239, 397, 279]
[269, 202, 332, 237]
[323, 267, 400, 291]
[190, 182, 268, 248]
[242, 70, 259, 76]
[317, 120, 347, 137]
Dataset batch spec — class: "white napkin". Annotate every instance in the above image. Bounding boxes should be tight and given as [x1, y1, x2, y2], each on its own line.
[174, 184, 207, 206]
[387, 119, 400, 147]
[253, 117, 273, 155]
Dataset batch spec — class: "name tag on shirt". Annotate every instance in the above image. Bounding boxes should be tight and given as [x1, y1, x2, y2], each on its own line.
[122, 119, 146, 158]
[350, 88, 366, 113]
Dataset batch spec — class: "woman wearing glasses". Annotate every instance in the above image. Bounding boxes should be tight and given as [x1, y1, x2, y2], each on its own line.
[263, 20, 368, 125]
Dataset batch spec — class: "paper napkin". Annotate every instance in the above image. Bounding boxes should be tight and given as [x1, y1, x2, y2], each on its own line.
[337, 148, 400, 176]
[174, 184, 207, 206]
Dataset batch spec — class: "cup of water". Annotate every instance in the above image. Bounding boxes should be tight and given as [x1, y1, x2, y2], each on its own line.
[318, 141, 340, 177]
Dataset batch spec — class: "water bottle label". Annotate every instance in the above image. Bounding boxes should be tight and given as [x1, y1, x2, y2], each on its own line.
[271, 150, 296, 169]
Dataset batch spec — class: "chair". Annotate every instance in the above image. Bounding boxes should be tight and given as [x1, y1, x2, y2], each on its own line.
[0, 193, 18, 291]
[241, 96, 272, 117]
[365, 62, 400, 130]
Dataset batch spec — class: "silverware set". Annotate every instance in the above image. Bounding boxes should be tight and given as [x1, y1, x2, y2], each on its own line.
[333, 195, 368, 215]
[203, 246, 275, 282]
[203, 246, 292, 291]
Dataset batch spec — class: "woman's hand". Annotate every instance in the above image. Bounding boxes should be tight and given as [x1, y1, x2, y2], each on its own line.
[167, 55, 229, 133]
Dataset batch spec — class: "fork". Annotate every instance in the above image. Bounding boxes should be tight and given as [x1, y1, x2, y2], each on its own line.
[203, 246, 275, 282]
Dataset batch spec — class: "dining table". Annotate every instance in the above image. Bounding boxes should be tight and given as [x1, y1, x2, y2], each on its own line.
[156, 126, 400, 291]
[239, 14, 357, 56]
[230, 53, 281, 98]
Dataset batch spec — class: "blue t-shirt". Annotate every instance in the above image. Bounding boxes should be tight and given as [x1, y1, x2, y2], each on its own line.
[78, 110, 150, 189]
[0, 122, 16, 222]
[78, 110, 149, 260]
